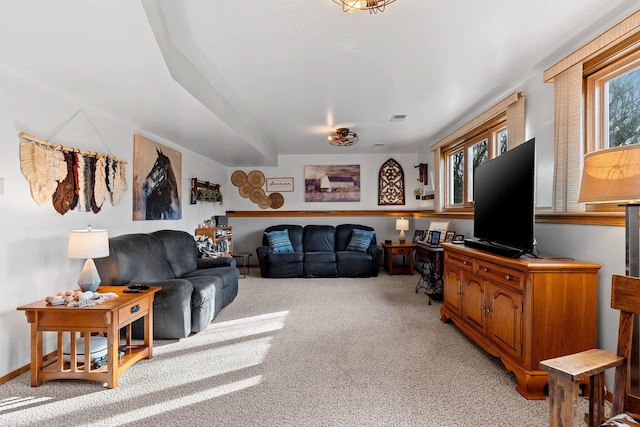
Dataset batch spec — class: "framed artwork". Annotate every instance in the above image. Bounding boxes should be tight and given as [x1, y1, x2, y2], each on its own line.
[304, 165, 360, 202]
[444, 231, 455, 243]
[453, 234, 465, 242]
[266, 177, 294, 192]
[133, 134, 182, 220]
[428, 221, 450, 236]
[413, 230, 425, 243]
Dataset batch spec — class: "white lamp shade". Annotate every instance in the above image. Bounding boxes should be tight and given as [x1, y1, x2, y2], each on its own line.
[67, 229, 109, 259]
[395, 218, 409, 231]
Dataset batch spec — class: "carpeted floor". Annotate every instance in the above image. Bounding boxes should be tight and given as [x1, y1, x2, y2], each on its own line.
[0, 268, 582, 426]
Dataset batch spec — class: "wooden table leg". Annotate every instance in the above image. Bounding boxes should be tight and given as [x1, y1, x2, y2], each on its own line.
[30, 317, 42, 387]
[106, 324, 118, 388]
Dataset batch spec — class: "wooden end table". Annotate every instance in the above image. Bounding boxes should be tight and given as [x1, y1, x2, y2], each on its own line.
[381, 241, 415, 275]
[17, 286, 159, 388]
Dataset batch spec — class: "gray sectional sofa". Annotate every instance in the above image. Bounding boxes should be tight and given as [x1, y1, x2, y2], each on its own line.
[95, 229, 239, 339]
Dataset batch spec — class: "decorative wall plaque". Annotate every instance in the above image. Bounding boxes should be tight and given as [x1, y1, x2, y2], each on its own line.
[378, 158, 405, 205]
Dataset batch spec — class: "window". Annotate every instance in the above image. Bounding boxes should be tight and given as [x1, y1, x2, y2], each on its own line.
[443, 119, 506, 209]
[547, 11, 640, 215]
[431, 91, 524, 213]
[587, 49, 640, 151]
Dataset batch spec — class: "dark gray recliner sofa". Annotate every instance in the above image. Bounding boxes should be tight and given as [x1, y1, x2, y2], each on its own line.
[256, 224, 382, 278]
[95, 229, 239, 339]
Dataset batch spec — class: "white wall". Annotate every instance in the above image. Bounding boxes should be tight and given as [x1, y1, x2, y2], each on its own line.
[0, 66, 227, 377]
[227, 152, 441, 254]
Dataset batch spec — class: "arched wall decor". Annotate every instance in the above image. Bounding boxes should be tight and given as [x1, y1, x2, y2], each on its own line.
[378, 158, 405, 205]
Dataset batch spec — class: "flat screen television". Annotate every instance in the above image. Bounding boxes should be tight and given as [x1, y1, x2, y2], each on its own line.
[464, 138, 535, 258]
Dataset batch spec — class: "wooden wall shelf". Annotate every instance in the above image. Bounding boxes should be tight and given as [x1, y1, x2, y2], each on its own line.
[190, 178, 221, 205]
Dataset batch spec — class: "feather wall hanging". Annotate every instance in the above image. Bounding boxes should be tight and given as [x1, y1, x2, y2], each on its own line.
[19, 132, 128, 215]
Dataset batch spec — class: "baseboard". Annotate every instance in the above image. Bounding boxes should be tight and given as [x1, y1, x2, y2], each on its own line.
[0, 350, 56, 385]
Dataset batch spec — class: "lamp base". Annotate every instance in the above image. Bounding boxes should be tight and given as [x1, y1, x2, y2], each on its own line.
[78, 258, 101, 292]
[398, 230, 406, 243]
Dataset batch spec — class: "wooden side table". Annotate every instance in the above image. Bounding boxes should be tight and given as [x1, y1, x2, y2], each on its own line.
[17, 286, 159, 388]
[381, 242, 415, 275]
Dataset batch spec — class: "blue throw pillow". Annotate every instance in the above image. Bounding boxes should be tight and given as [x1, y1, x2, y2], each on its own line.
[265, 229, 294, 254]
[346, 229, 375, 252]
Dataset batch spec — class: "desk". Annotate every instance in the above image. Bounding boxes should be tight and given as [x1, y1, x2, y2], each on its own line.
[381, 242, 415, 275]
[414, 242, 444, 304]
[17, 286, 159, 388]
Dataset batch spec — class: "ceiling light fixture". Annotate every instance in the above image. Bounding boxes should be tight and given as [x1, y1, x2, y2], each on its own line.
[332, 0, 396, 14]
[328, 128, 359, 146]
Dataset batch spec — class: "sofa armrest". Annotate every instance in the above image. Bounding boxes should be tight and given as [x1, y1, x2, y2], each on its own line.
[367, 245, 383, 277]
[197, 256, 236, 269]
[256, 246, 273, 277]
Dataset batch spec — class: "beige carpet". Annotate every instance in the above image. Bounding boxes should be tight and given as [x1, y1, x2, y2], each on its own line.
[0, 269, 577, 426]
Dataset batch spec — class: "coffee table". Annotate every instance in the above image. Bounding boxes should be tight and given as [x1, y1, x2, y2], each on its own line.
[17, 286, 159, 388]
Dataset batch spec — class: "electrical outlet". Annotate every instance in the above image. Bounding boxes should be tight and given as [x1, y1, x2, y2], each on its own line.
[0, 178, 4, 195]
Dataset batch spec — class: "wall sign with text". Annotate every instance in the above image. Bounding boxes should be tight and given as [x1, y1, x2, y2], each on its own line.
[266, 177, 294, 192]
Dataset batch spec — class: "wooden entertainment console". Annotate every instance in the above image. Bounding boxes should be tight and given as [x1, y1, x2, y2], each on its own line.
[440, 242, 600, 400]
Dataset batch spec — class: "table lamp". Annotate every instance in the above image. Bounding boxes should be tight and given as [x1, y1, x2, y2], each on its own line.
[396, 218, 409, 243]
[67, 226, 109, 292]
[578, 144, 640, 392]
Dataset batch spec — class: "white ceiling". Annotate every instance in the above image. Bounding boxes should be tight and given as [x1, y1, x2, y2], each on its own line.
[0, 0, 638, 166]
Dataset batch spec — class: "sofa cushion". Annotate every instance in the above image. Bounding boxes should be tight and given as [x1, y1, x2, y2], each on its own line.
[346, 229, 375, 252]
[336, 224, 377, 251]
[95, 233, 176, 285]
[265, 229, 294, 253]
[263, 225, 304, 252]
[303, 225, 335, 252]
[304, 252, 337, 278]
[152, 230, 200, 277]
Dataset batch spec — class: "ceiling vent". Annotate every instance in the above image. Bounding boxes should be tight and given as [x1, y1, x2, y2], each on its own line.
[390, 114, 407, 122]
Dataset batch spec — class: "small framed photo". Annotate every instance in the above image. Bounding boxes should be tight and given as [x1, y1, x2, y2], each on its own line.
[444, 231, 455, 243]
[266, 177, 294, 192]
[425, 230, 433, 244]
[413, 230, 425, 243]
[453, 234, 465, 242]
[430, 230, 441, 246]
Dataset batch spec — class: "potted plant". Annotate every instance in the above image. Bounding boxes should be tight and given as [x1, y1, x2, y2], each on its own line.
[199, 187, 223, 205]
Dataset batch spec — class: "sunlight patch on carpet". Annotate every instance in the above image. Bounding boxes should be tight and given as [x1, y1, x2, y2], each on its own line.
[105, 375, 262, 425]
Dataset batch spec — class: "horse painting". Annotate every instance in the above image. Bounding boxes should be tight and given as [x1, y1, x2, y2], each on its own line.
[143, 148, 181, 220]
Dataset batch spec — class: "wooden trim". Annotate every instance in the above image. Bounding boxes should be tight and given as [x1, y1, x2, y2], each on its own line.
[0, 350, 56, 385]
[227, 210, 437, 218]
[536, 212, 626, 226]
[228, 210, 629, 227]
[544, 10, 640, 83]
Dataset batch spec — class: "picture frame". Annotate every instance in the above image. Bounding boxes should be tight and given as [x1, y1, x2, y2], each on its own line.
[425, 230, 434, 244]
[266, 177, 294, 192]
[304, 165, 360, 202]
[133, 134, 182, 221]
[453, 234, 465, 242]
[413, 230, 425, 243]
[430, 230, 441, 246]
[444, 231, 455, 243]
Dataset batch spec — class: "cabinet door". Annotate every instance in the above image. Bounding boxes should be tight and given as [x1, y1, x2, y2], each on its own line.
[487, 282, 523, 360]
[461, 273, 486, 334]
[443, 265, 462, 316]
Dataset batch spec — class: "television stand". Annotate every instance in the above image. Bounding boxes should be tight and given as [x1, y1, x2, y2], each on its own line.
[440, 242, 600, 399]
[463, 238, 524, 258]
